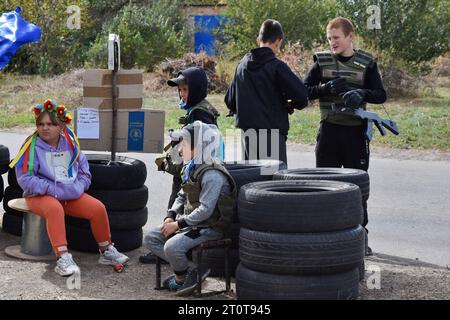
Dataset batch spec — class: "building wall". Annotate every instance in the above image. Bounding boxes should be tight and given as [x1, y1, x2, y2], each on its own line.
[183, 5, 227, 54]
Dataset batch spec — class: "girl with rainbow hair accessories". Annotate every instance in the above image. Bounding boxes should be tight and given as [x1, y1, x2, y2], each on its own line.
[10, 99, 129, 276]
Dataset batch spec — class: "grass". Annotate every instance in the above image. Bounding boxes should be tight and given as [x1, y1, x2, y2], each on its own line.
[1, 72, 449, 151]
[145, 90, 450, 151]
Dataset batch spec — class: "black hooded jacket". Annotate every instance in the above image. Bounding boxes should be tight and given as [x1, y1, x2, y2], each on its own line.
[224, 47, 308, 135]
[180, 67, 216, 124]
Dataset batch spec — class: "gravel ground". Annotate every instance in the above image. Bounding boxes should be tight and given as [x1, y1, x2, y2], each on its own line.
[0, 220, 448, 300]
[1, 127, 448, 300]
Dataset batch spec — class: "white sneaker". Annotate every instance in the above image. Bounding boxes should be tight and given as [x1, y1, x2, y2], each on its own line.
[99, 245, 129, 265]
[55, 253, 80, 277]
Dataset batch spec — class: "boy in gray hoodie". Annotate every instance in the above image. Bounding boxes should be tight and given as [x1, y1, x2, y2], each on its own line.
[144, 121, 236, 296]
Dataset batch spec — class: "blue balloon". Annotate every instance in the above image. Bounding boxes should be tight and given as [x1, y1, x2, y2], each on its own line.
[0, 6, 41, 70]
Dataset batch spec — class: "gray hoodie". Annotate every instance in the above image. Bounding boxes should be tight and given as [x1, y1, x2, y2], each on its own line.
[166, 122, 230, 226]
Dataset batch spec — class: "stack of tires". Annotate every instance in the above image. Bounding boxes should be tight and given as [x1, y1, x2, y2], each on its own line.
[193, 160, 286, 277]
[236, 180, 365, 300]
[273, 167, 370, 277]
[2, 166, 24, 236]
[64, 154, 149, 253]
[273, 168, 370, 222]
[0, 145, 10, 203]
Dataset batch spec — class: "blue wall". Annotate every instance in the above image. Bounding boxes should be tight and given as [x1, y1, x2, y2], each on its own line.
[194, 15, 225, 56]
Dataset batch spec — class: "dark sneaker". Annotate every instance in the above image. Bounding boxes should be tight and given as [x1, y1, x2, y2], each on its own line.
[365, 246, 373, 256]
[162, 275, 176, 290]
[167, 276, 183, 292]
[139, 252, 169, 264]
[175, 268, 211, 297]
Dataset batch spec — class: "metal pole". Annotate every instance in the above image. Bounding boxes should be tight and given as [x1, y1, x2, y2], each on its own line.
[111, 42, 119, 161]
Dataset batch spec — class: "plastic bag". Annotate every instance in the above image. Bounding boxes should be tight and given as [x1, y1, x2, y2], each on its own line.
[0, 7, 41, 70]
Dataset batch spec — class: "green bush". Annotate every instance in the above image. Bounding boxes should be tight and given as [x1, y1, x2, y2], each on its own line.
[0, 0, 94, 75]
[85, 1, 188, 71]
[220, 0, 337, 59]
[337, 0, 450, 65]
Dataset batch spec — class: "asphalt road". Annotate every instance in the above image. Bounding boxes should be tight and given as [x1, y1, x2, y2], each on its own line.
[1, 131, 449, 267]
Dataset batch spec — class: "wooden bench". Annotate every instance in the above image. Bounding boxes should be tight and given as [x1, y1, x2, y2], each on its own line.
[4, 198, 54, 261]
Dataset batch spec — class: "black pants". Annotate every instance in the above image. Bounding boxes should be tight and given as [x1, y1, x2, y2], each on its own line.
[316, 121, 370, 171]
[241, 129, 288, 165]
[315, 121, 370, 231]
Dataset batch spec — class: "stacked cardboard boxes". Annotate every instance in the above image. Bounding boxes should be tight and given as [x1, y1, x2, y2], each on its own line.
[75, 69, 165, 153]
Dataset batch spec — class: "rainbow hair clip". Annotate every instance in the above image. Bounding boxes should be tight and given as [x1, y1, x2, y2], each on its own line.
[9, 99, 80, 177]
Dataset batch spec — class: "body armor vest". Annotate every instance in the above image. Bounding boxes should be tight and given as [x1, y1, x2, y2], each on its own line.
[314, 49, 373, 126]
[181, 162, 236, 234]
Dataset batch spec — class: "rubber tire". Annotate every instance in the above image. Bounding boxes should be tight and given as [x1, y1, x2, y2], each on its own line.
[65, 207, 148, 231]
[7, 167, 20, 189]
[192, 248, 240, 277]
[359, 260, 365, 282]
[0, 145, 10, 175]
[3, 186, 24, 216]
[238, 180, 363, 233]
[0, 177, 3, 203]
[273, 167, 370, 201]
[236, 263, 359, 300]
[224, 160, 286, 192]
[224, 223, 241, 249]
[239, 226, 365, 275]
[66, 224, 143, 253]
[85, 154, 147, 190]
[87, 186, 148, 211]
[225, 160, 286, 223]
[2, 211, 23, 236]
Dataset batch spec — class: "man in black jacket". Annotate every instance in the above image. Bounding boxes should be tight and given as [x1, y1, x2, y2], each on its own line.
[304, 17, 387, 256]
[224, 19, 308, 165]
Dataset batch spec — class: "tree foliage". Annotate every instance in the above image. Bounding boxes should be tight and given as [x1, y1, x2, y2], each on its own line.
[0, 0, 94, 75]
[85, 0, 188, 71]
[336, 0, 450, 64]
[220, 0, 337, 59]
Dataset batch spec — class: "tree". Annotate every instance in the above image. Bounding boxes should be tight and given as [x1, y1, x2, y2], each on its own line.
[85, 0, 188, 71]
[221, 0, 337, 59]
[0, 0, 94, 75]
[336, 0, 450, 64]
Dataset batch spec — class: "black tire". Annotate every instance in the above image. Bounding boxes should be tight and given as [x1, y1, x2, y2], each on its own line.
[225, 160, 286, 223]
[359, 260, 365, 282]
[273, 168, 370, 200]
[0, 145, 10, 175]
[224, 160, 286, 192]
[3, 186, 24, 216]
[7, 166, 20, 189]
[238, 180, 363, 233]
[193, 248, 240, 277]
[66, 224, 143, 253]
[224, 223, 241, 249]
[87, 186, 148, 211]
[85, 154, 147, 190]
[239, 226, 365, 275]
[65, 207, 148, 231]
[2, 212, 23, 236]
[236, 263, 359, 300]
[0, 177, 3, 203]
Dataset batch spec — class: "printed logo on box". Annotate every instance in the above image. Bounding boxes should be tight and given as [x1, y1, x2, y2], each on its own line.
[128, 112, 145, 151]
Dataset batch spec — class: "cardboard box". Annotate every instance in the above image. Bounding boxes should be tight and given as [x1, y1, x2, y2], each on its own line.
[74, 108, 165, 154]
[84, 69, 143, 87]
[83, 97, 143, 110]
[83, 84, 143, 99]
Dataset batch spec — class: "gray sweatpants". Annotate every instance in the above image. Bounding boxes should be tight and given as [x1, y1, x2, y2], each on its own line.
[144, 225, 223, 274]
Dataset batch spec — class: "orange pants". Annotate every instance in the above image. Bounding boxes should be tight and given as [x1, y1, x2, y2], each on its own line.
[26, 193, 111, 256]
